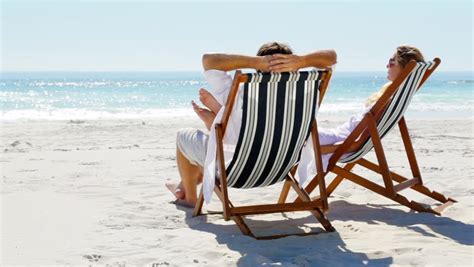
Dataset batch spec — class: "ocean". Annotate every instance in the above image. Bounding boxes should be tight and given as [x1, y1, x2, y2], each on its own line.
[1, 71, 472, 121]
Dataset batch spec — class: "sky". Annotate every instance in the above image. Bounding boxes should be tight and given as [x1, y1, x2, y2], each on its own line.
[1, 0, 473, 72]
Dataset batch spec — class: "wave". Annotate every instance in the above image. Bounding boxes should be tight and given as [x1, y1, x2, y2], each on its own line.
[446, 80, 474, 84]
[0, 108, 196, 121]
[0, 80, 204, 89]
[2, 104, 472, 121]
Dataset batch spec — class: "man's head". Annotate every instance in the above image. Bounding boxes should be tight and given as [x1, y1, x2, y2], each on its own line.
[256, 42, 293, 56]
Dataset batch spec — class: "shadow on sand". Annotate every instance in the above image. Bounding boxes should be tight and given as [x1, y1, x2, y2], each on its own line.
[176, 204, 392, 267]
[328, 200, 473, 246]
[175, 199, 473, 266]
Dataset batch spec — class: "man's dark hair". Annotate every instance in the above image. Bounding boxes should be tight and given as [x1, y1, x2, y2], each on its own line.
[256, 42, 293, 56]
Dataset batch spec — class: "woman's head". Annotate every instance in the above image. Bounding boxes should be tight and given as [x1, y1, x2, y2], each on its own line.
[387, 45, 425, 81]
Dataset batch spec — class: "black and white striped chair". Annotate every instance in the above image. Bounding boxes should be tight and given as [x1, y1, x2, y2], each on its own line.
[193, 69, 335, 239]
[300, 58, 456, 215]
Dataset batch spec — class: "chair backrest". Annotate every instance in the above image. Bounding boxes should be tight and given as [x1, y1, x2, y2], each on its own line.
[339, 60, 436, 163]
[225, 70, 328, 188]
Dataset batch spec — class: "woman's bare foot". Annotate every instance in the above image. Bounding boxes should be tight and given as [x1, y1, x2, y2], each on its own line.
[192, 100, 216, 130]
[199, 88, 222, 114]
[165, 182, 185, 200]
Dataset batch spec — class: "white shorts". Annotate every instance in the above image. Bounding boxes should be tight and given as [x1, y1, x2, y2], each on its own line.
[176, 128, 209, 167]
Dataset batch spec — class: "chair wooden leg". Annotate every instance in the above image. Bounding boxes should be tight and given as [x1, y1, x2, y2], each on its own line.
[288, 177, 335, 232]
[398, 117, 423, 183]
[278, 179, 292, 204]
[367, 114, 396, 197]
[193, 188, 205, 217]
[232, 215, 255, 238]
[201, 177, 335, 238]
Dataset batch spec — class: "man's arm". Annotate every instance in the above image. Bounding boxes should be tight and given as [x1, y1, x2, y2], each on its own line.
[202, 53, 271, 72]
[268, 50, 337, 72]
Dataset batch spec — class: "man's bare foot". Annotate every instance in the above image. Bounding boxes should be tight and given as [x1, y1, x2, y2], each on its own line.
[191, 100, 216, 130]
[199, 88, 222, 114]
[172, 198, 197, 208]
[165, 182, 185, 200]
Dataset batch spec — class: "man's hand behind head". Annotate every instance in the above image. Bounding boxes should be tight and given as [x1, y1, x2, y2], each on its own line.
[255, 55, 272, 72]
[268, 54, 302, 73]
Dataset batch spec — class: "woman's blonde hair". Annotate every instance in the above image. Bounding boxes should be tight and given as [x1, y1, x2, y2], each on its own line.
[394, 45, 425, 68]
[366, 45, 425, 106]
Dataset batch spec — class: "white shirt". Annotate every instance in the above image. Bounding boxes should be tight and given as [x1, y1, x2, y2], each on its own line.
[202, 70, 244, 203]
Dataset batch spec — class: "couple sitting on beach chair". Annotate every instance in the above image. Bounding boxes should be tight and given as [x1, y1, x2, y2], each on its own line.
[166, 42, 455, 239]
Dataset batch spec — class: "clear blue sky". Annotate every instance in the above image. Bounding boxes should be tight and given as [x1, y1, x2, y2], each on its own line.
[1, 0, 472, 71]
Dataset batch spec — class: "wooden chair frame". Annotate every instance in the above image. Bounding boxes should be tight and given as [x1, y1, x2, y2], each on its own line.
[193, 69, 335, 239]
[281, 58, 456, 215]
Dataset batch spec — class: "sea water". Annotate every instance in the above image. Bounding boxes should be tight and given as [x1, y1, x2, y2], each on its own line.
[1, 71, 472, 121]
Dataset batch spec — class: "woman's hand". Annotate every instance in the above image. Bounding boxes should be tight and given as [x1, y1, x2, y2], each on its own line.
[268, 54, 304, 72]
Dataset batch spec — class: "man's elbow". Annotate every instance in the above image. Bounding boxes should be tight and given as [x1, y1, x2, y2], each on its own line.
[202, 53, 216, 70]
[327, 49, 337, 66]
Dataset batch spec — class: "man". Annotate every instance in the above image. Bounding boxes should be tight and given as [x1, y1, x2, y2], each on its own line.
[166, 42, 337, 207]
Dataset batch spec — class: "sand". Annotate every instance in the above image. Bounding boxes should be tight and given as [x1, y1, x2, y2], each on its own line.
[1, 116, 473, 266]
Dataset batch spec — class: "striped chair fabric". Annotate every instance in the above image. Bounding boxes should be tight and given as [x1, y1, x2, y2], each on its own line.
[225, 70, 325, 188]
[339, 61, 434, 163]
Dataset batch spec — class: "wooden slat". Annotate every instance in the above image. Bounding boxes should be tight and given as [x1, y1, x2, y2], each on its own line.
[215, 124, 231, 220]
[398, 117, 423, 183]
[332, 166, 390, 197]
[311, 119, 328, 210]
[230, 201, 322, 216]
[356, 158, 455, 204]
[432, 200, 456, 214]
[366, 112, 395, 197]
[393, 178, 421, 192]
[317, 69, 331, 106]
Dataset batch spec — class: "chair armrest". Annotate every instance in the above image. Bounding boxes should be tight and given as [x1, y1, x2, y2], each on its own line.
[320, 142, 362, 155]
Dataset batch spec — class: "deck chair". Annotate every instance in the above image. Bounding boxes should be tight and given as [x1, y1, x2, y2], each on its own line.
[287, 58, 456, 215]
[193, 69, 335, 239]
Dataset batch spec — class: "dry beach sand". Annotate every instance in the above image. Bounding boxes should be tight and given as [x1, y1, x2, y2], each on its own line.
[1, 116, 473, 266]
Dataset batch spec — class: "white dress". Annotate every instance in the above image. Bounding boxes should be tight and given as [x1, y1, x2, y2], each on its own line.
[296, 106, 371, 185]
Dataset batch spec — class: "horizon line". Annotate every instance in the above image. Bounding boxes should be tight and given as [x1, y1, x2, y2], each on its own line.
[1, 70, 473, 73]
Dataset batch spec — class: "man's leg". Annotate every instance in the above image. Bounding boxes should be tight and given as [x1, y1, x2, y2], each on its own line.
[175, 147, 202, 207]
[167, 128, 208, 208]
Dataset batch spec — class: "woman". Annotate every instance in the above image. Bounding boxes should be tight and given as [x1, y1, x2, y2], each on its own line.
[297, 45, 425, 182]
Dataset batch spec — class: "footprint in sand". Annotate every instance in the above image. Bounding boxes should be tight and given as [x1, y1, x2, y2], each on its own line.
[83, 254, 102, 262]
[79, 161, 101, 166]
[10, 140, 32, 147]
